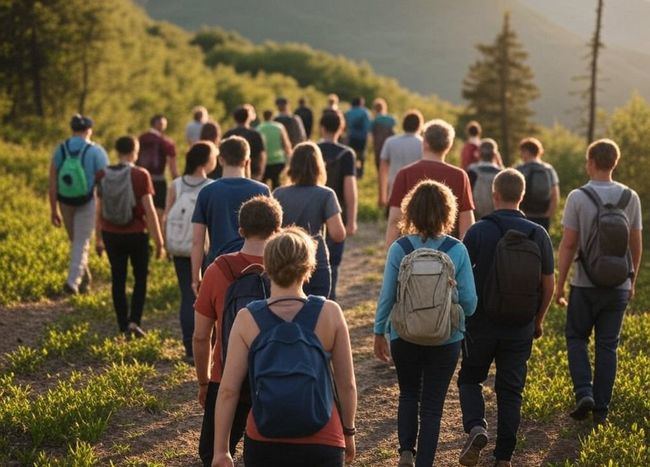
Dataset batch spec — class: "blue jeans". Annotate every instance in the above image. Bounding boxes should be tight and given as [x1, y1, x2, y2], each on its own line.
[326, 237, 345, 300]
[458, 335, 533, 461]
[390, 338, 461, 467]
[565, 286, 629, 417]
[173, 256, 195, 357]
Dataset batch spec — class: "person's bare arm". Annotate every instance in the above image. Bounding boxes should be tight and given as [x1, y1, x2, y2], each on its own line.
[629, 229, 643, 300]
[191, 223, 207, 295]
[142, 193, 165, 259]
[257, 150, 267, 181]
[326, 213, 346, 243]
[193, 311, 215, 407]
[168, 156, 179, 179]
[546, 185, 560, 219]
[49, 161, 61, 227]
[556, 227, 579, 306]
[534, 274, 555, 338]
[343, 175, 358, 236]
[457, 210, 475, 240]
[378, 160, 390, 207]
[385, 206, 401, 249]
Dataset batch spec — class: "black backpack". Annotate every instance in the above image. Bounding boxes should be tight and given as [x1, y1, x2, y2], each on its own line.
[482, 215, 542, 326]
[520, 164, 553, 214]
[578, 186, 633, 288]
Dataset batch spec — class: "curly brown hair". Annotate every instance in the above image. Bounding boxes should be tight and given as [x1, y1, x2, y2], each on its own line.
[399, 180, 458, 239]
[264, 226, 317, 287]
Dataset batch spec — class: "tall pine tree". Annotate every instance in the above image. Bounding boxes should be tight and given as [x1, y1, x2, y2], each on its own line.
[462, 13, 539, 165]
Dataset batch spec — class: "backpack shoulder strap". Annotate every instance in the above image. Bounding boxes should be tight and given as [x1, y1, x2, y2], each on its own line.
[249, 300, 283, 332]
[617, 188, 632, 210]
[438, 236, 460, 254]
[293, 295, 326, 331]
[396, 236, 415, 255]
[483, 214, 504, 235]
[579, 186, 603, 211]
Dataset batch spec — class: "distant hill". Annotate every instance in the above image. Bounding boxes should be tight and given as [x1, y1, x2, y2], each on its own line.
[140, 0, 650, 125]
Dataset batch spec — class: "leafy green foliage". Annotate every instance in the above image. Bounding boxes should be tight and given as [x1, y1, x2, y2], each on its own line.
[90, 331, 168, 364]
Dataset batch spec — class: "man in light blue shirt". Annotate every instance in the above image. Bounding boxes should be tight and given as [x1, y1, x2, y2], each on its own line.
[344, 97, 371, 178]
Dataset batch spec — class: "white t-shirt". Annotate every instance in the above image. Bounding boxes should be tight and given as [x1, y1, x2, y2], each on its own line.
[185, 120, 203, 145]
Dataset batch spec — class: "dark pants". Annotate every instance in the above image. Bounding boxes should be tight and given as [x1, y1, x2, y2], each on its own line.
[173, 256, 195, 357]
[527, 216, 550, 231]
[304, 265, 331, 298]
[263, 163, 285, 190]
[199, 382, 251, 467]
[102, 231, 149, 332]
[458, 335, 533, 461]
[565, 286, 629, 417]
[152, 179, 167, 209]
[244, 437, 344, 467]
[348, 136, 367, 178]
[326, 237, 345, 300]
[391, 338, 461, 467]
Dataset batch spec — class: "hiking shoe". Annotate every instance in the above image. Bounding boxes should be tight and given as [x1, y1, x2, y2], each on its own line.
[459, 425, 488, 466]
[128, 324, 146, 339]
[570, 396, 595, 421]
[398, 450, 415, 467]
[60, 282, 78, 296]
[494, 461, 512, 467]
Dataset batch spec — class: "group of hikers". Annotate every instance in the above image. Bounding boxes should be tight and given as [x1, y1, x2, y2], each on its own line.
[47, 94, 642, 467]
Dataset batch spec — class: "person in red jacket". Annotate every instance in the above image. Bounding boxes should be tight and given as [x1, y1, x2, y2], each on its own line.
[460, 121, 482, 171]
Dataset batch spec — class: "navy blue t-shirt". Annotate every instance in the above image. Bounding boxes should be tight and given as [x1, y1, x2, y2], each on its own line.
[462, 209, 554, 339]
[192, 178, 270, 263]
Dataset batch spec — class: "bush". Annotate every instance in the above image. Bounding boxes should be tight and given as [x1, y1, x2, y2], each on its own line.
[574, 423, 649, 466]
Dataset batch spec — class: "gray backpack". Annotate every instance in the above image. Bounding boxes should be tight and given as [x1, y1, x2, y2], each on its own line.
[390, 236, 461, 345]
[99, 165, 136, 226]
[578, 186, 633, 288]
[470, 164, 501, 219]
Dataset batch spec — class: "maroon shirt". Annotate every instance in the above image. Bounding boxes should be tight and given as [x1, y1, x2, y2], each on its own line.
[137, 130, 176, 177]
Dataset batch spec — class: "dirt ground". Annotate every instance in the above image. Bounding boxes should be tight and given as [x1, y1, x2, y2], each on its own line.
[0, 222, 579, 466]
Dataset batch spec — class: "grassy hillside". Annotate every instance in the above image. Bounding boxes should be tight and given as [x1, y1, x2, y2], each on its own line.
[140, 0, 650, 125]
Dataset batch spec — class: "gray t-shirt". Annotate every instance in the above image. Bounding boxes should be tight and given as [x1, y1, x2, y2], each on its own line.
[515, 160, 560, 217]
[273, 185, 341, 266]
[380, 133, 423, 194]
[562, 180, 642, 289]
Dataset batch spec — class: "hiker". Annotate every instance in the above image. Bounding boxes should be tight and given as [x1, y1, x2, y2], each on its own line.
[295, 97, 314, 139]
[194, 196, 283, 467]
[326, 93, 340, 112]
[515, 137, 560, 231]
[95, 136, 165, 338]
[191, 136, 270, 296]
[223, 105, 266, 181]
[370, 97, 397, 171]
[257, 109, 292, 190]
[274, 97, 307, 147]
[211, 227, 357, 467]
[378, 109, 424, 209]
[273, 142, 346, 298]
[458, 169, 555, 467]
[556, 139, 642, 426]
[344, 97, 372, 178]
[163, 142, 217, 360]
[186, 106, 209, 145]
[374, 180, 477, 467]
[200, 121, 222, 179]
[317, 110, 358, 299]
[386, 119, 475, 246]
[49, 114, 109, 295]
[460, 121, 482, 171]
[467, 139, 503, 219]
[137, 114, 178, 219]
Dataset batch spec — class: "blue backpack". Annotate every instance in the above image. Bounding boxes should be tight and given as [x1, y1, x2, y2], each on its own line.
[247, 296, 334, 438]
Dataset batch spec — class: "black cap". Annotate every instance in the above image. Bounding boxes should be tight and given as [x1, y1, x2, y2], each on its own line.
[70, 114, 93, 132]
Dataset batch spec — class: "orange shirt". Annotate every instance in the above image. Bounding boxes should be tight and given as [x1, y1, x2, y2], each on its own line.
[194, 252, 263, 382]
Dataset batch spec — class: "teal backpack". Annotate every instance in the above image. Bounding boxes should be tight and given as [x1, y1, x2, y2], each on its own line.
[57, 141, 92, 205]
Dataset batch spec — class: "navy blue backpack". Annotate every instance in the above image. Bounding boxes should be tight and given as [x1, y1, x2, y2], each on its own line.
[247, 295, 334, 438]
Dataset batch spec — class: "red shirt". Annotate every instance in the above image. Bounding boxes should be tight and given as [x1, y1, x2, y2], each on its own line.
[460, 141, 479, 170]
[137, 130, 177, 177]
[96, 165, 154, 233]
[389, 159, 475, 214]
[194, 252, 263, 383]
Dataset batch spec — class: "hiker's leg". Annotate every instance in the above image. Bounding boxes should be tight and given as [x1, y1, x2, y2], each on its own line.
[198, 382, 219, 467]
[129, 233, 150, 326]
[173, 256, 195, 357]
[592, 289, 628, 418]
[416, 340, 461, 467]
[493, 338, 533, 461]
[103, 231, 129, 332]
[229, 400, 251, 456]
[390, 338, 422, 457]
[458, 336, 497, 434]
[61, 199, 95, 290]
[326, 236, 345, 300]
[565, 286, 597, 402]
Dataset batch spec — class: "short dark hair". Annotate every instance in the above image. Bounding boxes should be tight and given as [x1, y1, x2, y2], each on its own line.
[232, 105, 250, 124]
[199, 121, 220, 144]
[587, 139, 620, 171]
[219, 136, 250, 167]
[466, 120, 481, 137]
[275, 97, 288, 107]
[479, 138, 498, 162]
[288, 142, 326, 186]
[519, 137, 544, 157]
[239, 196, 283, 239]
[185, 141, 218, 175]
[262, 110, 273, 121]
[320, 110, 343, 133]
[402, 110, 424, 133]
[115, 136, 137, 155]
[351, 97, 364, 107]
[150, 114, 165, 127]
[70, 114, 93, 132]
[493, 169, 525, 202]
[298, 97, 307, 106]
